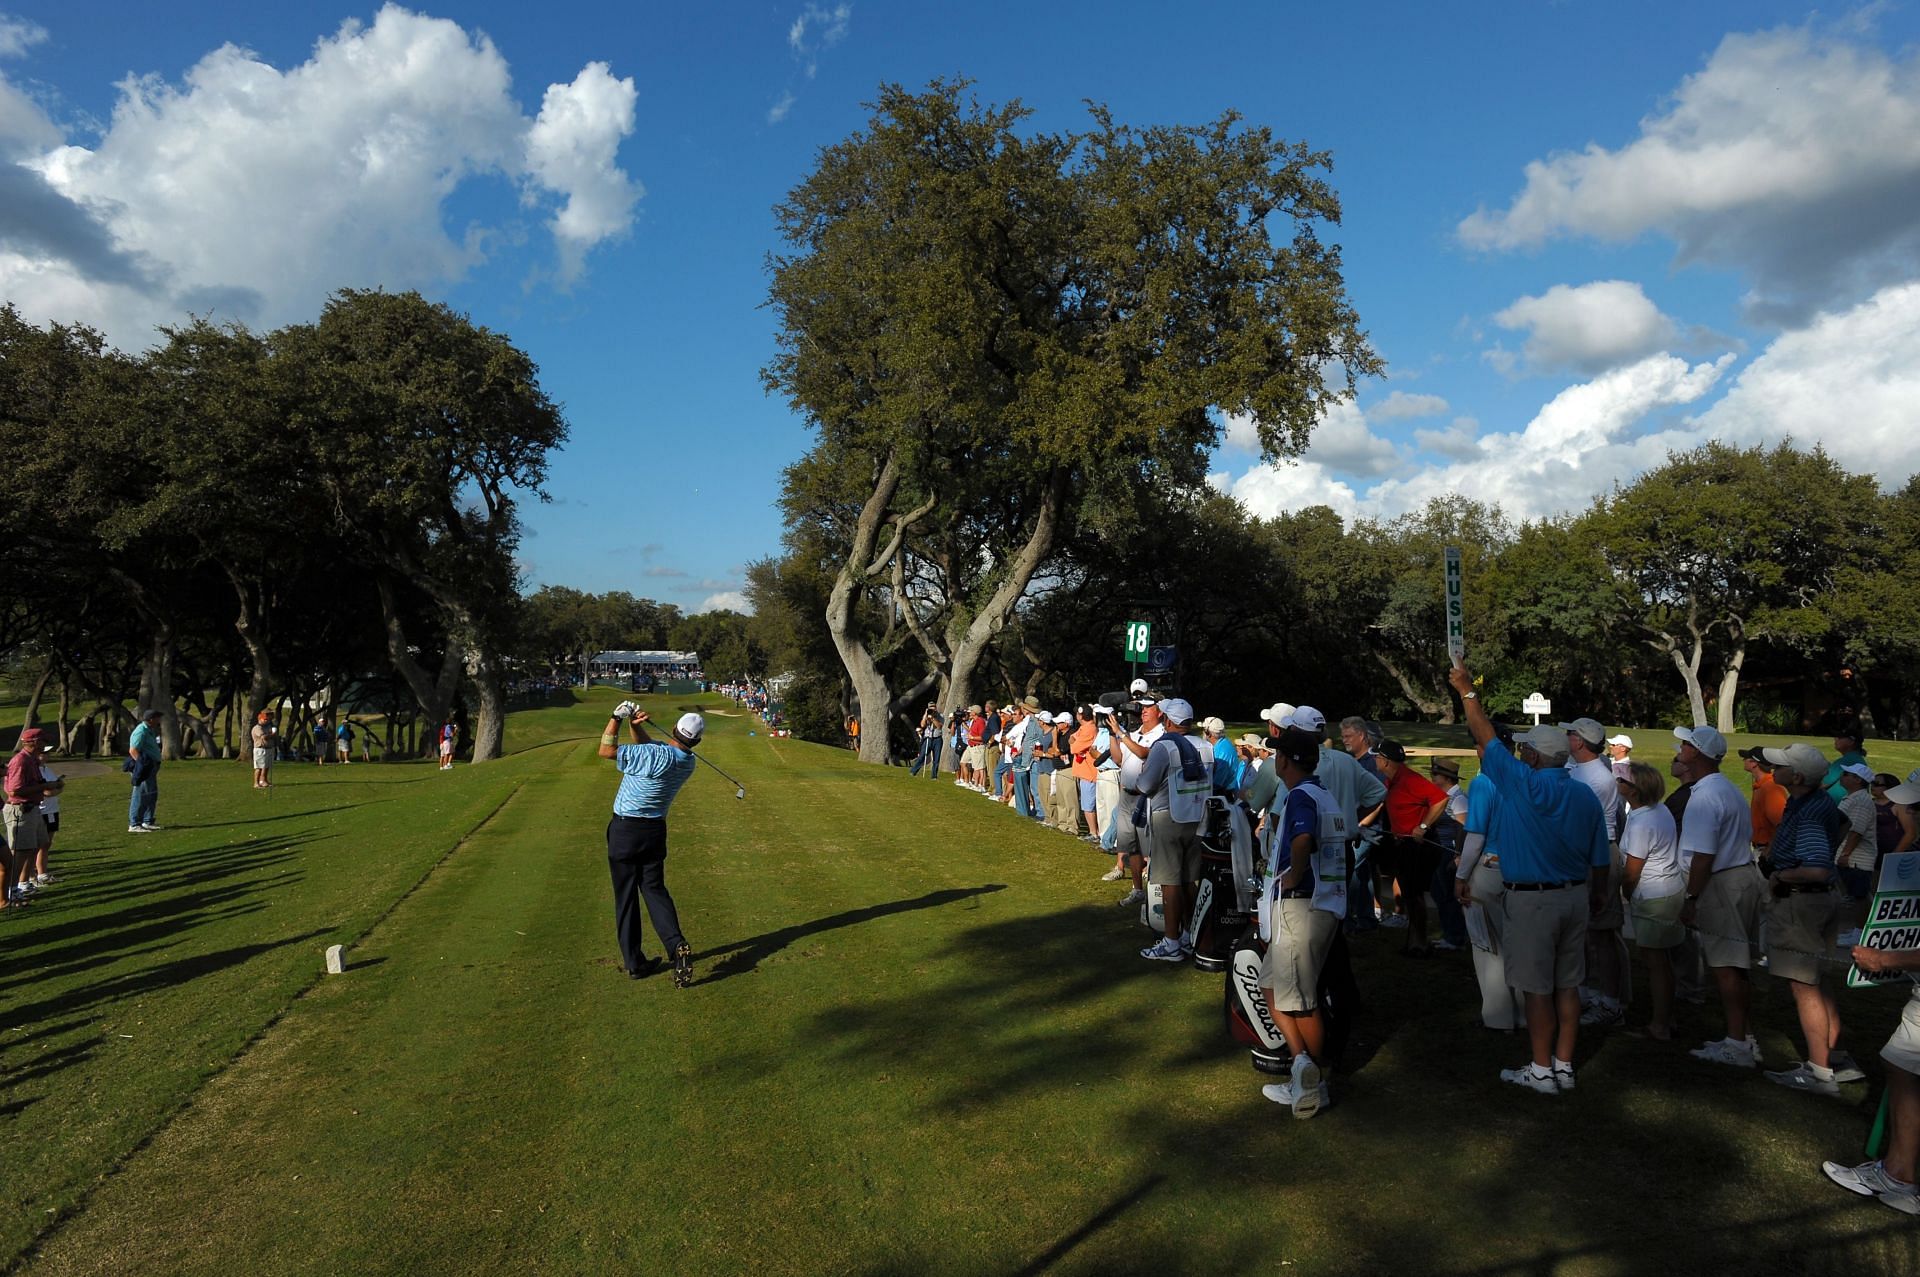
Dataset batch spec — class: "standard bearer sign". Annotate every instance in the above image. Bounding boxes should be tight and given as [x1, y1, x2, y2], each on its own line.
[1848, 851, 1920, 989]
[1444, 546, 1466, 663]
[1522, 692, 1552, 724]
[1148, 645, 1177, 674]
[1124, 620, 1152, 662]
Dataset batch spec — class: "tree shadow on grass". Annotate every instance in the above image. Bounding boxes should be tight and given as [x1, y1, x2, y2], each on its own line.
[166, 802, 379, 829]
[807, 899, 1920, 1277]
[696, 885, 1010, 986]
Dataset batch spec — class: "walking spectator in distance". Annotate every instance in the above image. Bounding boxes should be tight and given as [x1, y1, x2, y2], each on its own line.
[1674, 726, 1766, 1068]
[1448, 659, 1609, 1095]
[336, 718, 355, 764]
[312, 715, 331, 766]
[1823, 727, 1868, 802]
[1755, 742, 1860, 1097]
[439, 721, 457, 770]
[1606, 734, 1635, 782]
[251, 710, 276, 789]
[127, 708, 164, 832]
[1620, 763, 1684, 1041]
[1740, 746, 1789, 874]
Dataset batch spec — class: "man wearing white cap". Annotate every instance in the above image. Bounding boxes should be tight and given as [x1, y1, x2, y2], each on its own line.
[1092, 705, 1126, 877]
[1134, 697, 1211, 961]
[1606, 735, 1634, 782]
[1672, 724, 1765, 1067]
[599, 703, 705, 987]
[1111, 696, 1165, 907]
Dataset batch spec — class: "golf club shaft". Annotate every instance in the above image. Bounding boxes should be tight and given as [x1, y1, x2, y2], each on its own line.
[626, 708, 746, 793]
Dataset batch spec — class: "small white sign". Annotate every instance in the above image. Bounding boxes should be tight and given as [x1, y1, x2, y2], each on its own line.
[325, 944, 346, 975]
[1522, 693, 1552, 724]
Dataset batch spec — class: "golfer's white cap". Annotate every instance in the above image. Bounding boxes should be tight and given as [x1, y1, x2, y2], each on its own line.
[674, 712, 706, 745]
[1258, 701, 1296, 725]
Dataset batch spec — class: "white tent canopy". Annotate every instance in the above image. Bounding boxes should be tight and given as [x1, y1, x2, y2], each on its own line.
[589, 650, 701, 669]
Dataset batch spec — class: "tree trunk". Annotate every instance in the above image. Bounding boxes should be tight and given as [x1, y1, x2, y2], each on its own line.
[1668, 641, 1708, 726]
[230, 569, 278, 722]
[20, 660, 54, 728]
[943, 469, 1069, 718]
[825, 450, 915, 765]
[1714, 627, 1747, 734]
[1370, 649, 1450, 721]
[465, 637, 506, 763]
[55, 677, 70, 753]
[139, 627, 184, 760]
[375, 575, 464, 755]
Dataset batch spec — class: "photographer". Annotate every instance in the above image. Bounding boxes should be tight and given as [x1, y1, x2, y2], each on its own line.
[909, 704, 944, 779]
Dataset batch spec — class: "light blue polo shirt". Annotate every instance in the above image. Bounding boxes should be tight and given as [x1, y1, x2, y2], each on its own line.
[1464, 771, 1505, 856]
[1477, 741, 1609, 883]
[611, 742, 697, 819]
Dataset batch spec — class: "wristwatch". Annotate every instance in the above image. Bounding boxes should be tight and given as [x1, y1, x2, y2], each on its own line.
[1461, 691, 1477, 700]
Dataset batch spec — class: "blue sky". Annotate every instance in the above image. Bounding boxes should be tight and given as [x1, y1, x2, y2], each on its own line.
[5, 2, 1920, 612]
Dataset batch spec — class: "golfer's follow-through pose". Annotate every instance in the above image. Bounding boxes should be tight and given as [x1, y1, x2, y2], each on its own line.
[599, 702, 702, 987]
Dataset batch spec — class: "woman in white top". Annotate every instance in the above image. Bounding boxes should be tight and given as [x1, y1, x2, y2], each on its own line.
[1620, 762, 1684, 1040]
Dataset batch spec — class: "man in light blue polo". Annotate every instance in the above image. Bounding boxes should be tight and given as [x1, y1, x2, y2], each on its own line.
[598, 702, 702, 987]
[1449, 660, 1609, 1094]
[127, 708, 165, 833]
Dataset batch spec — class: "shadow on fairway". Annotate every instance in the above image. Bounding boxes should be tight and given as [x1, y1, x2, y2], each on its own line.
[698, 884, 1009, 985]
[1009, 1173, 1165, 1277]
[167, 802, 380, 828]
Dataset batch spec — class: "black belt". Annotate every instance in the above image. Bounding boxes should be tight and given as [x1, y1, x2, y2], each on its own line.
[1713, 861, 1756, 873]
[611, 812, 662, 822]
[1504, 879, 1583, 891]
[1776, 881, 1834, 894]
[1279, 886, 1313, 900]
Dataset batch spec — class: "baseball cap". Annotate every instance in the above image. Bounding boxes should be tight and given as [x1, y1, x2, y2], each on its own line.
[1129, 678, 1149, 695]
[1559, 717, 1606, 748]
[1258, 702, 1296, 724]
[1158, 697, 1194, 725]
[1759, 742, 1827, 780]
[1840, 762, 1875, 783]
[1377, 739, 1408, 764]
[673, 712, 706, 745]
[1136, 694, 1160, 707]
[966, 704, 981, 714]
[1274, 727, 1320, 770]
[1672, 725, 1728, 760]
[1092, 704, 1114, 718]
[18, 727, 47, 746]
[1605, 734, 1634, 748]
[1283, 706, 1327, 733]
[1519, 724, 1571, 760]
[1201, 715, 1226, 735]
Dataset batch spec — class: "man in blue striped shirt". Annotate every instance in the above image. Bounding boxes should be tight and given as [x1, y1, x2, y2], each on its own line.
[1756, 741, 1850, 1097]
[599, 703, 703, 986]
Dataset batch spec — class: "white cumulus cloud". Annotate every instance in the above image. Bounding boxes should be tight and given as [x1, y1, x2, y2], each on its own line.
[697, 591, 752, 614]
[1228, 459, 1364, 522]
[1493, 280, 1678, 375]
[1458, 24, 1920, 321]
[0, 4, 640, 346]
[1368, 390, 1449, 421]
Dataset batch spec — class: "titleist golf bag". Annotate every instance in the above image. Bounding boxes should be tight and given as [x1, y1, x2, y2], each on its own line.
[1190, 797, 1257, 972]
[1223, 838, 1363, 1073]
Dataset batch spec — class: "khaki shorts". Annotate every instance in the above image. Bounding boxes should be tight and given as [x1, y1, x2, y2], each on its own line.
[1881, 987, 1920, 1076]
[1144, 808, 1202, 886]
[1589, 843, 1625, 930]
[1630, 890, 1686, 950]
[1766, 887, 1838, 985]
[961, 745, 986, 770]
[252, 747, 272, 769]
[1502, 885, 1589, 995]
[3, 803, 49, 853]
[1696, 862, 1764, 970]
[1261, 898, 1338, 1011]
[1114, 799, 1144, 857]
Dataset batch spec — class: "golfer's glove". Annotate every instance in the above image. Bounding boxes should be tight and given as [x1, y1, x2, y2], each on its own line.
[611, 700, 638, 721]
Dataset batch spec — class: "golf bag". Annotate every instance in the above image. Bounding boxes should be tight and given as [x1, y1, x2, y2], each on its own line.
[1224, 931, 1290, 1074]
[1190, 798, 1255, 972]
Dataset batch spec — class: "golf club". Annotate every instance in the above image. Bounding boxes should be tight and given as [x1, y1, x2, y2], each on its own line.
[623, 705, 747, 799]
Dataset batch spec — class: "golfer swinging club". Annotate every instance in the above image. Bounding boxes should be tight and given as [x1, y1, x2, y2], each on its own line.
[600, 701, 702, 987]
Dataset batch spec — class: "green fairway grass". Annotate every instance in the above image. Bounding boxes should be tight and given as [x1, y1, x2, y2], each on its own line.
[7, 691, 1920, 1274]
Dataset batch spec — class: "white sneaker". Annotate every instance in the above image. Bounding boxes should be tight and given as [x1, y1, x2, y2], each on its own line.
[1140, 936, 1186, 962]
[1117, 887, 1145, 907]
[1830, 1051, 1867, 1084]
[1261, 1080, 1295, 1106]
[1099, 867, 1125, 882]
[34, 873, 53, 885]
[1689, 1038, 1759, 1068]
[1766, 1062, 1841, 1097]
[1823, 1159, 1920, 1216]
[1500, 1065, 1559, 1095]
[1552, 1062, 1576, 1092]
[1291, 1055, 1324, 1119]
[1432, 938, 1461, 952]
[128, 825, 151, 834]
[1748, 1035, 1765, 1067]
[140, 823, 163, 831]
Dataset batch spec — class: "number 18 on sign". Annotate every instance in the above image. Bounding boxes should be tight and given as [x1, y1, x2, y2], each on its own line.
[1124, 620, 1152, 666]
[1443, 547, 1465, 663]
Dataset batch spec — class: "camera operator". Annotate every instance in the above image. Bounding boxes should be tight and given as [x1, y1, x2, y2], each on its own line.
[1133, 698, 1211, 962]
[1110, 695, 1164, 908]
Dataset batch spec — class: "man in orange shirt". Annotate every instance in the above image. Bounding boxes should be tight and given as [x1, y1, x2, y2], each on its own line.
[1070, 706, 1101, 842]
[1740, 747, 1788, 873]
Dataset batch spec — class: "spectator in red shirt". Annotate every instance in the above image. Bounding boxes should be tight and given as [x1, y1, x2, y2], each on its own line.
[1377, 740, 1451, 956]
